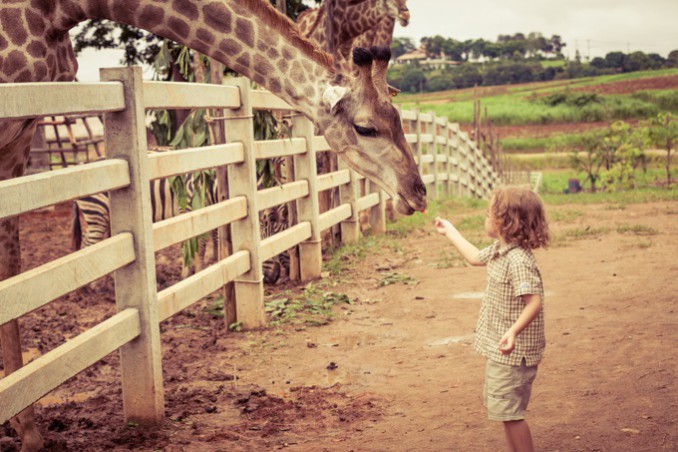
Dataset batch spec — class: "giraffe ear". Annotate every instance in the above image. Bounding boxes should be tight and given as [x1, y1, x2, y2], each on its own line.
[322, 84, 350, 115]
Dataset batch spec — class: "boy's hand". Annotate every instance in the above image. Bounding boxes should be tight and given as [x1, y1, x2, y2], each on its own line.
[434, 217, 454, 235]
[499, 330, 516, 354]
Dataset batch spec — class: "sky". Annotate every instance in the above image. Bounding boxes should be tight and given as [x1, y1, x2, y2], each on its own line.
[73, 0, 678, 81]
[396, 0, 678, 59]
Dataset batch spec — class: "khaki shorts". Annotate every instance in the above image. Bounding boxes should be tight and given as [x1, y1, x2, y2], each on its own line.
[483, 358, 538, 421]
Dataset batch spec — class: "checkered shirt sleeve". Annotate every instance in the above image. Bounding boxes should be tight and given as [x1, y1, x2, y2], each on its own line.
[474, 245, 545, 366]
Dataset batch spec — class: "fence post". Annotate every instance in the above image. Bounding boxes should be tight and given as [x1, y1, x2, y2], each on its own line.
[459, 130, 471, 197]
[414, 109, 423, 181]
[430, 113, 440, 200]
[100, 66, 164, 426]
[291, 114, 322, 281]
[440, 117, 451, 197]
[450, 123, 461, 196]
[338, 159, 360, 244]
[223, 77, 265, 329]
[368, 180, 386, 234]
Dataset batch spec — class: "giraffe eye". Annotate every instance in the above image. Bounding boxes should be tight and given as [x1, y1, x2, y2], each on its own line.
[354, 125, 378, 137]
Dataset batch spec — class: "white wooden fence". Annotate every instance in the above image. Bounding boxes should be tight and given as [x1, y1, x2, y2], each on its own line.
[0, 67, 500, 427]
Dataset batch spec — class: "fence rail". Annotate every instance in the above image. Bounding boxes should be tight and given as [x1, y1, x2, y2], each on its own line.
[0, 67, 502, 426]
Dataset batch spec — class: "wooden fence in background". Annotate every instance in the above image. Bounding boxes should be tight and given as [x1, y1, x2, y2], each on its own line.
[0, 66, 501, 427]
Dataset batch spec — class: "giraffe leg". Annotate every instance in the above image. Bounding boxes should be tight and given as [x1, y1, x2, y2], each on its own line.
[0, 122, 45, 451]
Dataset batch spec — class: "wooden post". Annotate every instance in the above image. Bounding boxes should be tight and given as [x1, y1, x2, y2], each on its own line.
[223, 77, 265, 329]
[291, 114, 322, 281]
[338, 158, 360, 244]
[368, 179, 386, 234]
[459, 132, 473, 197]
[440, 117, 451, 197]
[100, 66, 164, 426]
[430, 114, 439, 200]
[414, 109, 423, 180]
[450, 123, 462, 197]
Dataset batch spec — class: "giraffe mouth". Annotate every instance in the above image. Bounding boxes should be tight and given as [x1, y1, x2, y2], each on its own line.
[396, 192, 423, 215]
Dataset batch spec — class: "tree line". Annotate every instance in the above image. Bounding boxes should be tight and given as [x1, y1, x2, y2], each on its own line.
[389, 33, 678, 93]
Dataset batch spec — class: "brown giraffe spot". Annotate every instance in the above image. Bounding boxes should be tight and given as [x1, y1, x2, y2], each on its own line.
[139, 6, 165, 26]
[34, 61, 47, 80]
[0, 8, 28, 46]
[253, 57, 274, 78]
[290, 61, 307, 84]
[284, 81, 302, 100]
[301, 60, 313, 73]
[282, 47, 294, 61]
[277, 58, 289, 73]
[60, 1, 86, 29]
[29, 0, 55, 16]
[24, 8, 46, 36]
[219, 39, 242, 56]
[234, 18, 254, 48]
[303, 86, 316, 99]
[15, 69, 33, 82]
[0, 34, 7, 51]
[256, 40, 269, 53]
[266, 47, 279, 59]
[172, 0, 199, 21]
[252, 74, 266, 87]
[113, 0, 141, 27]
[203, 3, 233, 34]
[235, 53, 250, 70]
[196, 29, 215, 46]
[88, 0, 112, 20]
[167, 17, 190, 40]
[26, 41, 47, 58]
[46, 54, 56, 71]
[268, 77, 282, 93]
[3, 50, 27, 76]
[259, 31, 277, 47]
[212, 51, 229, 65]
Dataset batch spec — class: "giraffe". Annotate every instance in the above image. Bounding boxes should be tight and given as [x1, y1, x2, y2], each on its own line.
[297, 0, 410, 72]
[0, 1, 426, 449]
[350, 0, 409, 59]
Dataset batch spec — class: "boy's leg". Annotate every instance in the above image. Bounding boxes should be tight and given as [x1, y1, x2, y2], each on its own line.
[503, 419, 534, 452]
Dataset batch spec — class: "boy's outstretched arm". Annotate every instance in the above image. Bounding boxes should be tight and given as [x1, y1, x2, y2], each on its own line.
[434, 217, 484, 266]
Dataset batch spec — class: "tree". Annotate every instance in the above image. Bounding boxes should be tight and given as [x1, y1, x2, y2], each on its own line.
[549, 35, 566, 55]
[401, 65, 426, 93]
[605, 51, 626, 71]
[590, 57, 608, 70]
[667, 50, 678, 68]
[451, 65, 482, 89]
[391, 37, 416, 59]
[570, 132, 605, 192]
[624, 51, 652, 72]
[648, 113, 677, 187]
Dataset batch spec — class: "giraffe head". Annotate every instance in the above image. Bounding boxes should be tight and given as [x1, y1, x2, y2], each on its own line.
[390, 0, 411, 26]
[319, 47, 426, 215]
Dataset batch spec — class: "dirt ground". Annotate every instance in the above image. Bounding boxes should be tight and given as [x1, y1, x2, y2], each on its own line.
[1, 197, 677, 451]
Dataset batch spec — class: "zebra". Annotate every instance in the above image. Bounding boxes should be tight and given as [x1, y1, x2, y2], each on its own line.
[72, 173, 290, 284]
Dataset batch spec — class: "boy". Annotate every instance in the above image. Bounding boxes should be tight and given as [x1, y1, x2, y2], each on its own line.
[435, 187, 550, 452]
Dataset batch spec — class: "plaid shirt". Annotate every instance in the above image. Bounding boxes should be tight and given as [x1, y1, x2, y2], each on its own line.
[474, 241, 545, 366]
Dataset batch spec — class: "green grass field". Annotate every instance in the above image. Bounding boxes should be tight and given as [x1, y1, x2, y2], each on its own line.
[395, 69, 678, 127]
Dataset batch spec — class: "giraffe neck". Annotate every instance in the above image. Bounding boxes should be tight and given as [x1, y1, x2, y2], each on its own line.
[48, 0, 337, 120]
[332, 0, 390, 49]
[368, 16, 396, 47]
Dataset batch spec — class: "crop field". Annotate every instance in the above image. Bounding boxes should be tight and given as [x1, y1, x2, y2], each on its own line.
[395, 69, 678, 156]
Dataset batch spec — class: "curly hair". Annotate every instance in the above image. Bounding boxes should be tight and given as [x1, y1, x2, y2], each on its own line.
[490, 187, 550, 249]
